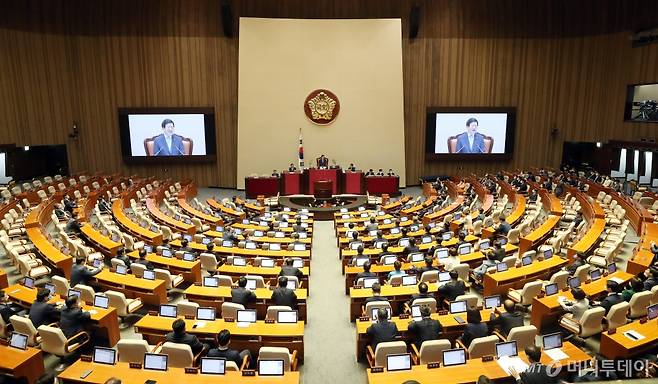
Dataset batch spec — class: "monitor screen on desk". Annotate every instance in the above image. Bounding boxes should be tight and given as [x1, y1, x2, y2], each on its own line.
[275, 231, 285, 238]
[382, 256, 397, 265]
[402, 275, 418, 286]
[143, 270, 156, 280]
[9, 332, 28, 350]
[350, 242, 363, 250]
[44, 283, 55, 298]
[293, 243, 306, 251]
[409, 252, 424, 262]
[94, 295, 109, 309]
[258, 360, 284, 376]
[143, 245, 153, 253]
[22, 277, 34, 288]
[411, 305, 422, 319]
[260, 258, 275, 268]
[183, 253, 195, 262]
[542, 332, 562, 350]
[222, 240, 233, 247]
[459, 245, 471, 255]
[647, 303, 658, 320]
[93, 259, 103, 268]
[277, 310, 298, 323]
[201, 237, 212, 245]
[484, 295, 501, 309]
[196, 307, 216, 321]
[159, 304, 177, 318]
[545, 283, 558, 296]
[435, 248, 449, 259]
[389, 227, 400, 234]
[203, 277, 219, 287]
[421, 235, 432, 244]
[362, 277, 379, 289]
[93, 347, 116, 365]
[387, 353, 412, 372]
[298, 232, 308, 239]
[233, 257, 246, 266]
[590, 269, 602, 281]
[479, 240, 490, 251]
[245, 279, 257, 290]
[161, 248, 172, 258]
[439, 272, 451, 282]
[269, 243, 282, 251]
[521, 256, 533, 266]
[253, 230, 264, 237]
[67, 289, 81, 300]
[496, 263, 508, 272]
[607, 263, 617, 273]
[237, 309, 257, 323]
[292, 259, 304, 268]
[568, 277, 580, 289]
[384, 219, 393, 225]
[115, 264, 127, 275]
[442, 232, 453, 241]
[449, 300, 467, 314]
[355, 257, 368, 267]
[183, 234, 193, 242]
[398, 238, 410, 247]
[495, 341, 518, 358]
[245, 242, 257, 250]
[144, 353, 168, 371]
[543, 249, 553, 259]
[200, 357, 226, 375]
[374, 241, 387, 249]
[442, 348, 467, 366]
[286, 280, 297, 290]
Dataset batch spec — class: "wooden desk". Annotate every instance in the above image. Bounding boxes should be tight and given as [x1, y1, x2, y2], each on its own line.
[627, 222, 658, 275]
[80, 223, 122, 257]
[177, 184, 223, 225]
[0, 344, 44, 384]
[126, 250, 201, 283]
[529, 271, 634, 331]
[26, 227, 74, 278]
[218, 264, 310, 289]
[146, 196, 196, 235]
[135, 314, 305, 363]
[482, 257, 568, 297]
[93, 270, 167, 306]
[422, 197, 465, 226]
[58, 360, 300, 384]
[5, 284, 121, 346]
[366, 342, 590, 384]
[518, 215, 561, 254]
[0, 268, 8, 289]
[207, 198, 247, 220]
[112, 199, 162, 246]
[566, 218, 606, 261]
[349, 283, 443, 322]
[599, 318, 658, 359]
[183, 285, 308, 322]
[169, 240, 312, 260]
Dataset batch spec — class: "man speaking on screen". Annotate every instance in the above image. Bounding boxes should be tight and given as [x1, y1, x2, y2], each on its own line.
[153, 119, 186, 156]
[455, 117, 486, 153]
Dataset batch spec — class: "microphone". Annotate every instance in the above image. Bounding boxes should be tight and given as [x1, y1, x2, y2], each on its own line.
[153, 146, 163, 156]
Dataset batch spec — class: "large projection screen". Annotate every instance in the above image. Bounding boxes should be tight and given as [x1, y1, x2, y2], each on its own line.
[237, 18, 406, 188]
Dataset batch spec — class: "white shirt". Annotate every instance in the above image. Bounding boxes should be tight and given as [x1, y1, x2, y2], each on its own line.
[468, 134, 474, 151]
[165, 135, 172, 153]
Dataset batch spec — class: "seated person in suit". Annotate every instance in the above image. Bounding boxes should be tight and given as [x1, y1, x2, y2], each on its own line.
[621, 278, 644, 302]
[355, 261, 377, 282]
[373, 230, 386, 244]
[403, 238, 420, 256]
[558, 287, 589, 322]
[349, 246, 369, 266]
[407, 305, 442, 349]
[408, 282, 435, 307]
[387, 169, 396, 176]
[29, 288, 59, 328]
[364, 283, 388, 305]
[365, 169, 375, 176]
[527, 190, 539, 202]
[365, 308, 398, 349]
[271, 169, 279, 177]
[642, 267, 658, 291]
[437, 271, 466, 302]
[490, 299, 525, 337]
[292, 218, 305, 233]
[496, 216, 511, 236]
[54, 203, 70, 220]
[347, 163, 357, 171]
[473, 252, 497, 281]
[70, 257, 102, 287]
[458, 308, 488, 348]
[365, 218, 378, 232]
[596, 280, 623, 315]
[455, 118, 487, 153]
[509, 345, 559, 384]
[387, 261, 405, 281]
[165, 318, 205, 355]
[0, 290, 21, 323]
[376, 169, 385, 176]
[114, 248, 131, 269]
[491, 241, 506, 262]
[317, 154, 329, 168]
[59, 295, 92, 339]
[231, 277, 257, 306]
[565, 253, 587, 275]
[179, 239, 193, 253]
[271, 276, 298, 309]
[207, 329, 253, 369]
[279, 258, 304, 281]
[65, 217, 82, 235]
[134, 248, 155, 270]
[288, 163, 297, 172]
[152, 119, 186, 156]
[415, 256, 438, 277]
[63, 195, 77, 213]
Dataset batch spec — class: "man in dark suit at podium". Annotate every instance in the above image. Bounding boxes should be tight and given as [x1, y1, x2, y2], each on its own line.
[288, 163, 297, 172]
[153, 119, 186, 156]
[455, 117, 486, 153]
[317, 155, 329, 168]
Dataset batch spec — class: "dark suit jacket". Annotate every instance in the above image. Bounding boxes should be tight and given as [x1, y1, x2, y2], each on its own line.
[518, 363, 559, 384]
[600, 293, 623, 314]
[455, 132, 486, 153]
[279, 265, 303, 280]
[29, 301, 59, 328]
[490, 310, 524, 337]
[231, 287, 256, 306]
[165, 331, 204, 355]
[153, 134, 185, 156]
[116, 255, 132, 268]
[134, 259, 155, 270]
[416, 266, 438, 276]
[366, 321, 398, 349]
[492, 247, 506, 262]
[59, 307, 92, 338]
[70, 264, 101, 287]
[409, 292, 435, 307]
[207, 347, 242, 367]
[271, 287, 297, 309]
[459, 322, 488, 347]
[438, 280, 466, 302]
[355, 271, 377, 281]
[407, 317, 442, 349]
[0, 303, 18, 323]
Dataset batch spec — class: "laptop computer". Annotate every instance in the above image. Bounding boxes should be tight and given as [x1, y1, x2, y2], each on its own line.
[542, 333, 563, 350]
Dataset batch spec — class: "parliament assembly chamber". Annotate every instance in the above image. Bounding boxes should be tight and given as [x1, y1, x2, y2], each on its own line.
[3, 1, 658, 384]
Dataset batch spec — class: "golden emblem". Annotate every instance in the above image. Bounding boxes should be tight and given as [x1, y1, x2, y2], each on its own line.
[304, 89, 340, 125]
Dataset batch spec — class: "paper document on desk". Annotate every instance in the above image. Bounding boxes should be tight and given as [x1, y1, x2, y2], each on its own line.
[545, 348, 569, 361]
[497, 356, 529, 375]
[609, 277, 624, 284]
[87, 310, 98, 315]
[236, 322, 250, 328]
[194, 321, 207, 328]
[623, 330, 645, 341]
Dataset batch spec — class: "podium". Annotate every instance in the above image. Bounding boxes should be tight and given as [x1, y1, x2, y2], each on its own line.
[314, 180, 333, 199]
[343, 171, 364, 194]
[306, 168, 340, 195]
[244, 176, 280, 199]
[282, 172, 302, 195]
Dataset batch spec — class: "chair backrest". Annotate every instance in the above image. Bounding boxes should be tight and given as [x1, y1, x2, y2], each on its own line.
[153, 268, 173, 288]
[579, 307, 606, 337]
[574, 264, 591, 282]
[454, 294, 478, 308]
[216, 275, 234, 287]
[651, 285, 658, 305]
[418, 339, 452, 364]
[628, 291, 653, 318]
[453, 264, 469, 282]
[506, 325, 537, 350]
[483, 136, 494, 153]
[502, 255, 517, 268]
[419, 270, 438, 283]
[507, 229, 520, 244]
[467, 335, 499, 358]
[364, 301, 392, 318]
[245, 275, 266, 288]
[131, 262, 146, 277]
[472, 220, 483, 235]
[447, 136, 458, 153]
[226, 361, 240, 371]
[389, 275, 404, 285]
[221, 302, 245, 319]
[52, 275, 70, 297]
[105, 290, 129, 317]
[413, 298, 437, 313]
[37, 325, 69, 356]
[266, 306, 293, 320]
[606, 302, 629, 330]
[258, 346, 293, 371]
[111, 258, 126, 269]
[199, 253, 218, 271]
[373, 341, 407, 367]
[549, 270, 570, 290]
[117, 339, 150, 363]
[182, 138, 193, 155]
[518, 281, 544, 306]
[144, 138, 156, 156]
[73, 284, 96, 304]
[160, 342, 194, 368]
[10, 316, 39, 346]
[177, 301, 200, 318]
